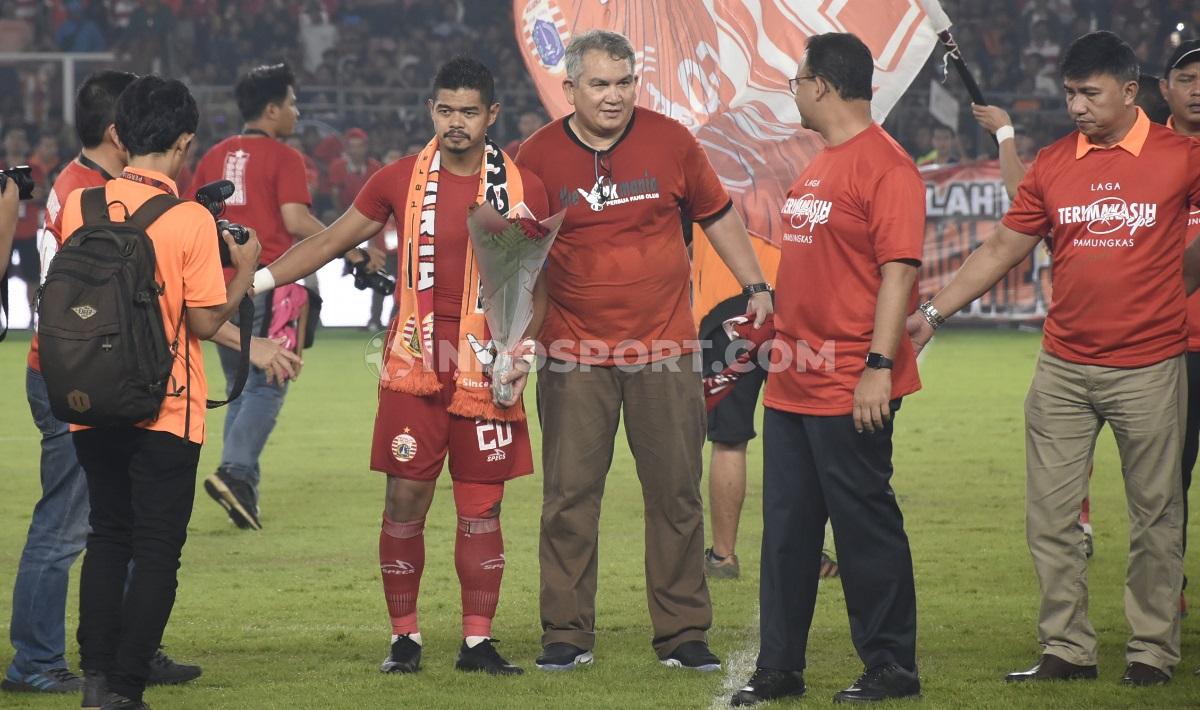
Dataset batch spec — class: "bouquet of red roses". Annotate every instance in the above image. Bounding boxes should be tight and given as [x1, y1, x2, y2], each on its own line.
[466, 202, 566, 405]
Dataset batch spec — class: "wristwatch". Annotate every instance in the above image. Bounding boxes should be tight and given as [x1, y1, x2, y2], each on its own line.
[919, 300, 946, 330]
[865, 352, 894, 370]
[742, 281, 773, 297]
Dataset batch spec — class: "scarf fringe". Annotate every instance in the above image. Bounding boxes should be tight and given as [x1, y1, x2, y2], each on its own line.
[381, 364, 443, 396]
[448, 386, 527, 422]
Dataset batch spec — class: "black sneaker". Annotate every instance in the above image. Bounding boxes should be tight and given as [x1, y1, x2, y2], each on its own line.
[145, 648, 201, 685]
[380, 635, 422, 674]
[535, 643, 594, 671]
[0, 667, 82, 693]
[661, 641, 722, 672]
[833, 663, 921, 703]
[82, 670, 106, 710]
[203, 469, 261, 530]
[455, 639, 523, 676]
[732, 667, 806, 706]
[100, 692, 150, 710]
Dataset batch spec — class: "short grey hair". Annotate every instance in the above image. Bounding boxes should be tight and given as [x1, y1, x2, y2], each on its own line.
[564, 30, 636, 83]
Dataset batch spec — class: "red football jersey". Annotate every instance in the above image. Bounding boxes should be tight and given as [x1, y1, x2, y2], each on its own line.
[353, 153, 548, 320]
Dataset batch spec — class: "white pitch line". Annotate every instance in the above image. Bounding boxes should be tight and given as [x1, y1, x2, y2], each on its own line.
[708, 336, 936, 708]
[709, 608, 759, 710]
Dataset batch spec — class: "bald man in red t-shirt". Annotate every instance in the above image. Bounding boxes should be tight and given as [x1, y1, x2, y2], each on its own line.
[911, 32, 1200, 686]
[516, 30, 772, 673]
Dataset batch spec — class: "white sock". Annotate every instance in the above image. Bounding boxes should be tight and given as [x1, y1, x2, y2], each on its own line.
[464, 635, 489, 648]
[1081, 522, 1093, 535]
[392, 632, 422, 646]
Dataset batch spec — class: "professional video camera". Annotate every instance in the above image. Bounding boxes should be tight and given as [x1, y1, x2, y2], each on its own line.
[194, 179, 250, 267]
[0, 165, 36, 200]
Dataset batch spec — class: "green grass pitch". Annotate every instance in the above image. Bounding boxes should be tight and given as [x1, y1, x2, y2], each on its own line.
[1, 329, 1197, 708]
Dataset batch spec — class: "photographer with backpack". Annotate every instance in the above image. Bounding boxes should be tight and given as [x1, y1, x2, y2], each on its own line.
[43, 75, 260, 710]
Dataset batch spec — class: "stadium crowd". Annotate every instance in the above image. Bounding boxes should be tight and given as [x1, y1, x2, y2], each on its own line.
[2, 0, 1199, 224]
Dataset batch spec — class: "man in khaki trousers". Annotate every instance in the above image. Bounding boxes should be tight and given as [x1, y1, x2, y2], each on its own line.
[515, 30, 773, 670]
[909, 31, 1200, 686]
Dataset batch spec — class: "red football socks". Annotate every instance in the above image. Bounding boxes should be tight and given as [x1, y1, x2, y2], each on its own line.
[380, 515, 425, 635]
[455, 515, 503, 638]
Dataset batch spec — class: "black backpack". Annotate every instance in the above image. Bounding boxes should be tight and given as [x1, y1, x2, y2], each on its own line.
[37, 187, 182, 427]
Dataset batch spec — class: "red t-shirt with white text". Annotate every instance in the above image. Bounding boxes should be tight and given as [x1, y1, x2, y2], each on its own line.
[764, 124, 924, 416]
[1002, 109, 1200, 366]
[515, 108, 732, 364]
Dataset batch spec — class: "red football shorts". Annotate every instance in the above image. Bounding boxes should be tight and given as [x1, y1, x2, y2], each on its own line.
[370, 366, 533, 484]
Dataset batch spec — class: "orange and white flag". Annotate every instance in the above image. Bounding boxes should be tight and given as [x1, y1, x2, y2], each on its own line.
[514, 0, 944, 246]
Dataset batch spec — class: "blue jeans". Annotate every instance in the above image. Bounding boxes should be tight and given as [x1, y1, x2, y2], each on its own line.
[217, 292, 288, 496]
[6, 368, 91, 678]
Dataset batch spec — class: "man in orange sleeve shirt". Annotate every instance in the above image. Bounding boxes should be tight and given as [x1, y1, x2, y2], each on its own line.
[731, 34, 924, 706]
[56, 76, 260, 710]
[910, 32, 1200, 686]
[515, 31, 772, 673]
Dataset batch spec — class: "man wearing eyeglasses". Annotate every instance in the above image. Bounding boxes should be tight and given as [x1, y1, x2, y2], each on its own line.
[731, 32, 925, 705]
[515, 29, 772, 672]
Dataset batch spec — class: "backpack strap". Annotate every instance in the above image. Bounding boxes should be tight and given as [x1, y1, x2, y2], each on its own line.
[81, 186, 111, 225]
[126, 193, 182, 231]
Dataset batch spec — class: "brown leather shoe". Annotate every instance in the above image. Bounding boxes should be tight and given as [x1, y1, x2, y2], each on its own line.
[1120, 662, 1169, 686]
[1004, 654, 1098, 682]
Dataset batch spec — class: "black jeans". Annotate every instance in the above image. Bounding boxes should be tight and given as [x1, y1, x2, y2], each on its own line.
[757, 404, 917, 673]
[73, 427, 200, 701]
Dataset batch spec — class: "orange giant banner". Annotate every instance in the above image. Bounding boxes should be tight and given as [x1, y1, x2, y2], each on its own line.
[513, 0, 944, 247]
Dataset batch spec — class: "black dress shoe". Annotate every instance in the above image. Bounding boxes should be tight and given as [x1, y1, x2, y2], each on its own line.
[1120, 662, 1169, 686]
[1005, 654, 1097, 682]
[731, 667, 806, 706]
[833, 663, 920, 703]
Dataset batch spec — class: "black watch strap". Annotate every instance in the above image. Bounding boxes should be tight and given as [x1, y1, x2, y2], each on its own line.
[865, 352, 894, 369]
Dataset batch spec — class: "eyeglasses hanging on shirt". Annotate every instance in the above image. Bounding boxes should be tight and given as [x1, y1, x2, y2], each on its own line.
[593, 150, 615, 206]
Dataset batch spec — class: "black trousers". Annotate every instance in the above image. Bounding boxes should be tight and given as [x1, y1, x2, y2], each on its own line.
[73, 427, 200, 701]
[757, 404, 917, 673]
[1181, 351, 1200, 560]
